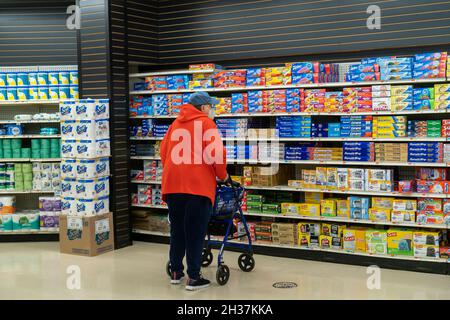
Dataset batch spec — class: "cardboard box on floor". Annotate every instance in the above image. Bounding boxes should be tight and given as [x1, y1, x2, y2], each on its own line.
[59, 212, 114, 257]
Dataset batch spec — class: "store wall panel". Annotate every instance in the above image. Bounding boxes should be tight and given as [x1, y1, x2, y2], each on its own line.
[0, 1, 77, 65]
[126, 0, 158, 65]
[156, 0, 450, 65]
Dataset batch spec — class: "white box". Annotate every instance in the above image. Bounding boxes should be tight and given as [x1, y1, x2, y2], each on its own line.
[60, 101, 77, 120]
[372, 97, 391, 111]
[61, 159, 76, 178]
[75, 119, 109, 140]
[61, 197, 76, 216]
[75, 158, 110, 178]
[61, 140, 76, 158]
[74, 99, 109, 120]
[73, 177, 110, 198]
[75, 196, 109, 216]
[75, 139, 111, 159]
[61, 120, 76, 139]
[414, 244, 440, 258]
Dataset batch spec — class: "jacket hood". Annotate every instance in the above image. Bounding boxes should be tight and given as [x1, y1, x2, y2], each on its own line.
[177, 104, 208, 122]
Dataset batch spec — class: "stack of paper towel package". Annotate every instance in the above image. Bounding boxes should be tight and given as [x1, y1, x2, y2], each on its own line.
[60, 99, 111, 216]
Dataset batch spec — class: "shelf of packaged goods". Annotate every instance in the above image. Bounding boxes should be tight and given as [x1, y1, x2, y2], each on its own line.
[0, 100, 71, 106]
[0, 135, 60, 139]
[0, 119, 60, 124]
[226, 240, 449, 264]
[244, 185, 450, 198]
[0, 190, 56, 194]
[129, 69, 215, 78]
[132, 229, 169, 236]
[243, 211, 450, 230]
[130, 136, 448, 142]
[132, 204, 168, 209]
[221, 137, 448, 142]
[0, 158, 61, 162]
[130, 137, 163, 141]
[129, 156, 449, 167]
[130, 109, 450, 120]
[129, 78, 448, 95]
[0, 230, 59, 235]
[131, 180, 162, 185]
[130, 156, 161, 160]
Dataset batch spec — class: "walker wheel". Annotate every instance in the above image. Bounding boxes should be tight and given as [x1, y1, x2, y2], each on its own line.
[166, 261, 172, 277]
[202, 248, 213, 267]
[238, 253, 255, 272]
[216, 265, 230, 286]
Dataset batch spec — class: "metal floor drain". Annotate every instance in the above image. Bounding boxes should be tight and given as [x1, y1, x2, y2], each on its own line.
[273, 282, 298, 289]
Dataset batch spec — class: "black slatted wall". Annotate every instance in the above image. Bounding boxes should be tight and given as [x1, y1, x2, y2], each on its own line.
[0, 0, 77, 65]
[79, 0, 131, 249]
[156, 0, 450, 66]
[126, 0, 158, 65]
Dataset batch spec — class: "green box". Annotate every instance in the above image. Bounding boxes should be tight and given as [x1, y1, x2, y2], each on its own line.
[3, 150, 12, 158]
[262, 203, 281, 214]
[21, 148, 31, 158]
[247, 195, 265, 203]
[247, 203, 263, 213]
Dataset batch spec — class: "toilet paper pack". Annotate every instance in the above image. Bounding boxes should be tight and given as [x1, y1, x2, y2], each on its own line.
[62, 196, 109, 216]
[62, 177, 110, 198]
[76, 158, 110, 179]
[0, 215, 13, 232]
[60, 101, 77, 120]
[61, 120, 110, 140]
[61, 139, 111, 159]
[75, 99, 109, 120]
[40, 212, 60, 231]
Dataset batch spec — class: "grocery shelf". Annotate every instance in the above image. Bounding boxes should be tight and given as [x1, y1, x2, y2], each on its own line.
[131, 180, 162, 185]
[0, 158, 60, 162]
[0, 134, 60, 139]
[243, 211, 450, 230]
[130, 156, 161, 160]
[132, 204, 168, 209]
[0, 119, 60, 124]
[244, 185, 450, 198]
[132, 229, 169, 236]
[129, 69, 215, 78]
[130, 109, 450, 120]
[0, 100, 69, 106]
[0, 190, 56, 194]
[240, 241, 448, 264]
[130, 137, 163, 141]
[130, 78, 448, 95]
[222, 137, 448, 142]
[0, 230, 59, 235]
[130, 156, 449, 167]
[130, 228, 448, 264]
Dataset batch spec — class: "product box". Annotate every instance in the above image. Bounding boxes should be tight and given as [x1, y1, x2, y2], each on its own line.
[369, 208, 391, 222]
[343, 228, 366, 253]
[393, 199, 417, 211]
[59, 212, 114, 257]
[366, 230, 388, 255]
[387, 229, 413, 256]
[413, 231, 441, 246]
[320, 199, 336, 217]
[414, 244, 440, 258]
[336, 199, 350, 218]
[391, 210, 416, 223]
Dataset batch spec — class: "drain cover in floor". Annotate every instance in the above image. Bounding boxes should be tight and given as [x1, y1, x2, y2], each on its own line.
[273, 282, 298, 289]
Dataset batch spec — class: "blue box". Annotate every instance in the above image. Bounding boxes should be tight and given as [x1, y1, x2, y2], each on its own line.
[292, 73, 315, 84]
[414, 52, 447, 63]
[133, 82, 145, 91]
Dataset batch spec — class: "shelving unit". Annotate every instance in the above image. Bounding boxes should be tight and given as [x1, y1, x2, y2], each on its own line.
[0, 135, 60, 139]
[129, 64, 450, 274]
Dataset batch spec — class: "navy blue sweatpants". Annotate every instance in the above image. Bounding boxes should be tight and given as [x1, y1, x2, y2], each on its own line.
[166, 193, 212, 280]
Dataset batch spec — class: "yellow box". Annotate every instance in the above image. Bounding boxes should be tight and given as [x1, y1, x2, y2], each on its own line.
[288, 180, 303, 188]
[326, 167, 338, 190]
[298, 234, 310, 247]
[281, 203, 302, 215]
[320, 199, 337, 217]
[387, 229, 413, 256]
[343, 228, 366, 253]
[230, 175, 243, 184]
[319, 235, 333, 249]
[321, 223, 344, 237]
[336, 199, 350, 218]
[299, 203, 321, 217]
[413, 231, 441, 246]
[315, 167, 328, 189]
[372, 197, 394, 209]
[304, 192, 323, 204]
[393, 199, 417, 211]
[369, 208, 391, 222]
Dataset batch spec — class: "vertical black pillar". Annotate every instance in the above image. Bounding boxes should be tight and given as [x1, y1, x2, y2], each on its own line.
[78, 0, 131, 248]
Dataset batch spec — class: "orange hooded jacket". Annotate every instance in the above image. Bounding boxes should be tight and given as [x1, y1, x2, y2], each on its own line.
[160, 104, 228, 205]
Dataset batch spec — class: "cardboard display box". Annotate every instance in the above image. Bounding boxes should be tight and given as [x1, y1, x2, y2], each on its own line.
[59, 212, 114, 257]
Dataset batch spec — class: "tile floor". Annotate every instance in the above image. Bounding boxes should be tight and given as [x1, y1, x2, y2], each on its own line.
[0, 241, 449, 299]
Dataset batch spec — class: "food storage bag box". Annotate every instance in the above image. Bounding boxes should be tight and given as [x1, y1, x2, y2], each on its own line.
[59, 212, 114, 257]
[75, 99, 109, 120]
[75, 196, 109, 216]
[72, 177, 110, 198]
[75, 139, 111, 158]
[0, 214, 13, 232]
[60, 101, 77, 120]
[74, 119, 109, 140]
